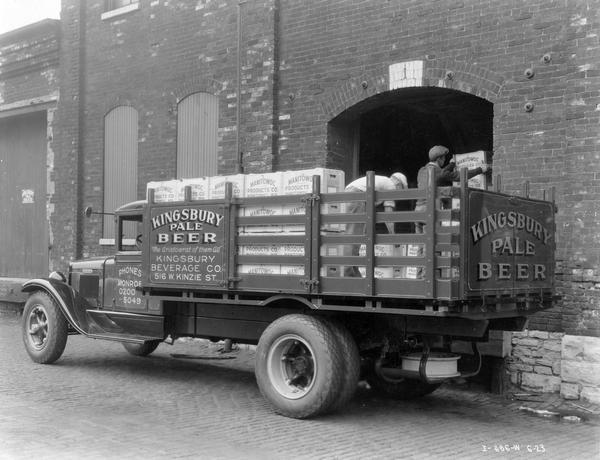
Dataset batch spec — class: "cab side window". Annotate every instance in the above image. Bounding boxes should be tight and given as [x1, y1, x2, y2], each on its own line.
[118, 215, 143, 252]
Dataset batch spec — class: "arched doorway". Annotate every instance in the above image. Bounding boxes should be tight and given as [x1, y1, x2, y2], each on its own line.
[328, 87, 493, 186]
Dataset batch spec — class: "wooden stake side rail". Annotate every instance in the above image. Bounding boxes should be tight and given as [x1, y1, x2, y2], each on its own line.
[219, 169, 463, 300]
[143, 168, 557, 315]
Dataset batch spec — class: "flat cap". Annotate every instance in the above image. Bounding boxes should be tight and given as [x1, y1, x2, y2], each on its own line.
[428, 145, 449, 161]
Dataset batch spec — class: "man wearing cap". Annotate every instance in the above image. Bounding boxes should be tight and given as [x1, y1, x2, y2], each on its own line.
[418, 145, 489, 188]
[415, 145, 490, 232]
[343, 172, 408, 277]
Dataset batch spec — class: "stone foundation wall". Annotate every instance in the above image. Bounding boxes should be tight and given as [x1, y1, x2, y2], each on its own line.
[560, 335, 600, 403]
[507, 330, 600, 404]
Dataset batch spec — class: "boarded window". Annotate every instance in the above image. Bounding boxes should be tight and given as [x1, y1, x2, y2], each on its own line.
[104, 106, 138, 238]
[177, 92, 218, 179]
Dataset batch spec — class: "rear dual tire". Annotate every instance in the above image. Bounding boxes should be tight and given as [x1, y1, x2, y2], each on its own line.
[255, 314, 359, 419]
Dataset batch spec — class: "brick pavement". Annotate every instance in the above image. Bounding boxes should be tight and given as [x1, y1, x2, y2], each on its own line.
[0, 314, 598, 460]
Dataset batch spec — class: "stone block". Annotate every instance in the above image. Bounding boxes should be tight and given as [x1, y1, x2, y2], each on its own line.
[513, 363, 534, 372]
[513, 337, 541, 348]
[560, 382, 580, 400]
[561, 360, 600, 385]
[583, 336, 600, 363]
[580, 386, 600, 405]
[528, 330, 549, 339]
[521, 373, 561, 392]
[542, 340, 562, 352]
[533, 365, 553, 375]
[562, 335, 584, 361]
[535, 351, 560, 365]
[552, 360, 561, 376]
[512, 347, 532, 359]
[512, 330, 528, 339]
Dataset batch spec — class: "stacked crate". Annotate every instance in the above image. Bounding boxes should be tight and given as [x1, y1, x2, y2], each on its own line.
[146, 168, 345, 278]
[242, 172, 283, 234]
[146, 179, 184, 202]
[281, 168, 345, 233]
[145, 169, 428, 280]
[208, 174, 245, 199]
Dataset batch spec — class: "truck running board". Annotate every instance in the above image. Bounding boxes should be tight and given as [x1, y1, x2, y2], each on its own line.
[83, 332, 155, 344]
[85, 310, 164, 342]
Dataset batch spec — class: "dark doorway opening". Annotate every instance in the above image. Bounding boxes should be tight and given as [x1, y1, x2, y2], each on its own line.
[328, 87, 493, 187]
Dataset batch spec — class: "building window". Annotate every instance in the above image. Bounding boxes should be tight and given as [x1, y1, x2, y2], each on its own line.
[103, 106, 138, 239]
[102, 0, 140, 20]
[177, 92, 219, 179]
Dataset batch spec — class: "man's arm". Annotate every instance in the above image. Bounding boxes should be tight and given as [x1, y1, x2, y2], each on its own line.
[442, 163, 491, 182]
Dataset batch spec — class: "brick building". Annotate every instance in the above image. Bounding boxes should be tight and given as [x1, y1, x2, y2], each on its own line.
[2, 1, 599, 401]
[0, 19, 60, 299]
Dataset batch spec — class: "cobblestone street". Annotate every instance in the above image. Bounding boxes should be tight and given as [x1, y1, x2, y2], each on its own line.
[0, 314, 598, 460]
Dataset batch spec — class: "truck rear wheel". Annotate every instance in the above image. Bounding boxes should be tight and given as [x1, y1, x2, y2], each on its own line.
[255, 314, 344, 419]
[122, 340, 161, 357]
[326, 319, 360, 411]
[22, 291, 68, 364]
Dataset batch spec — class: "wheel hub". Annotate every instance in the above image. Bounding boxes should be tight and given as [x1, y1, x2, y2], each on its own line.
[290, 355, 310, 374]
[27, 305, 49, 350]
[267, 335, 317, 400]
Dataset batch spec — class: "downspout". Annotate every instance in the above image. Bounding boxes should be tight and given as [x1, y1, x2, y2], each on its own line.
[236, 1, 246, 173]
[75, 0, 87, 259]
[271, 0, 281, 170]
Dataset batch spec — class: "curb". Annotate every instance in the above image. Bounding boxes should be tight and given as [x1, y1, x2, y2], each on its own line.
[0, 301, 24, 317]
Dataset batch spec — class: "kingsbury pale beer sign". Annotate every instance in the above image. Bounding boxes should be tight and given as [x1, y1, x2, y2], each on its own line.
[148, 205, 225, 285]
[466, 190, 555, 292]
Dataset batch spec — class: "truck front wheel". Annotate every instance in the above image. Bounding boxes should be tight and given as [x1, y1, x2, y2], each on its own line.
[122, 340, 161, 357]
[255, 314, 344, 419]
[22, 292, 68, 364]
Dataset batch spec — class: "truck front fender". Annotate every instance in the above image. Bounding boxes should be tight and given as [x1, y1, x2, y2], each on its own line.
[22, 278, 92, 335]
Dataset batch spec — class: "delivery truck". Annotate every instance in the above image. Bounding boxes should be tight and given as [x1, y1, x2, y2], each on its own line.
[21, 169, 557, 418]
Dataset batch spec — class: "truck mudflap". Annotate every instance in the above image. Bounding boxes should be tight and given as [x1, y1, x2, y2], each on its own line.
[22, 278, 164, 343]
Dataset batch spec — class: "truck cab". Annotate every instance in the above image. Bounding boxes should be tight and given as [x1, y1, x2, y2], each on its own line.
[102, 200, 145, 312]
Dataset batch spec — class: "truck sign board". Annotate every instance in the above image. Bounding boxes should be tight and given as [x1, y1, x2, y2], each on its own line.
[466, 190, 555, 293]
[148, 205, 226, 285]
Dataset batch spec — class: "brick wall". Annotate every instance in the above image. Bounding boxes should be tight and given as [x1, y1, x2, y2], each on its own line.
[0, 20, 59, 105]
[273, 0, 599, 336]
[558, 1, 600, 337]
[53, 0, 599, 336]
[56, 0, 276, 259]
[52, 2, 83, 266]
[0, 20, 60, 275]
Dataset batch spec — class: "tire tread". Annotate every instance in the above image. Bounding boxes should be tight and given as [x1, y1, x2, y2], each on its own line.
[255, 314, 345, 419]
[22, 291, 68, 364]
